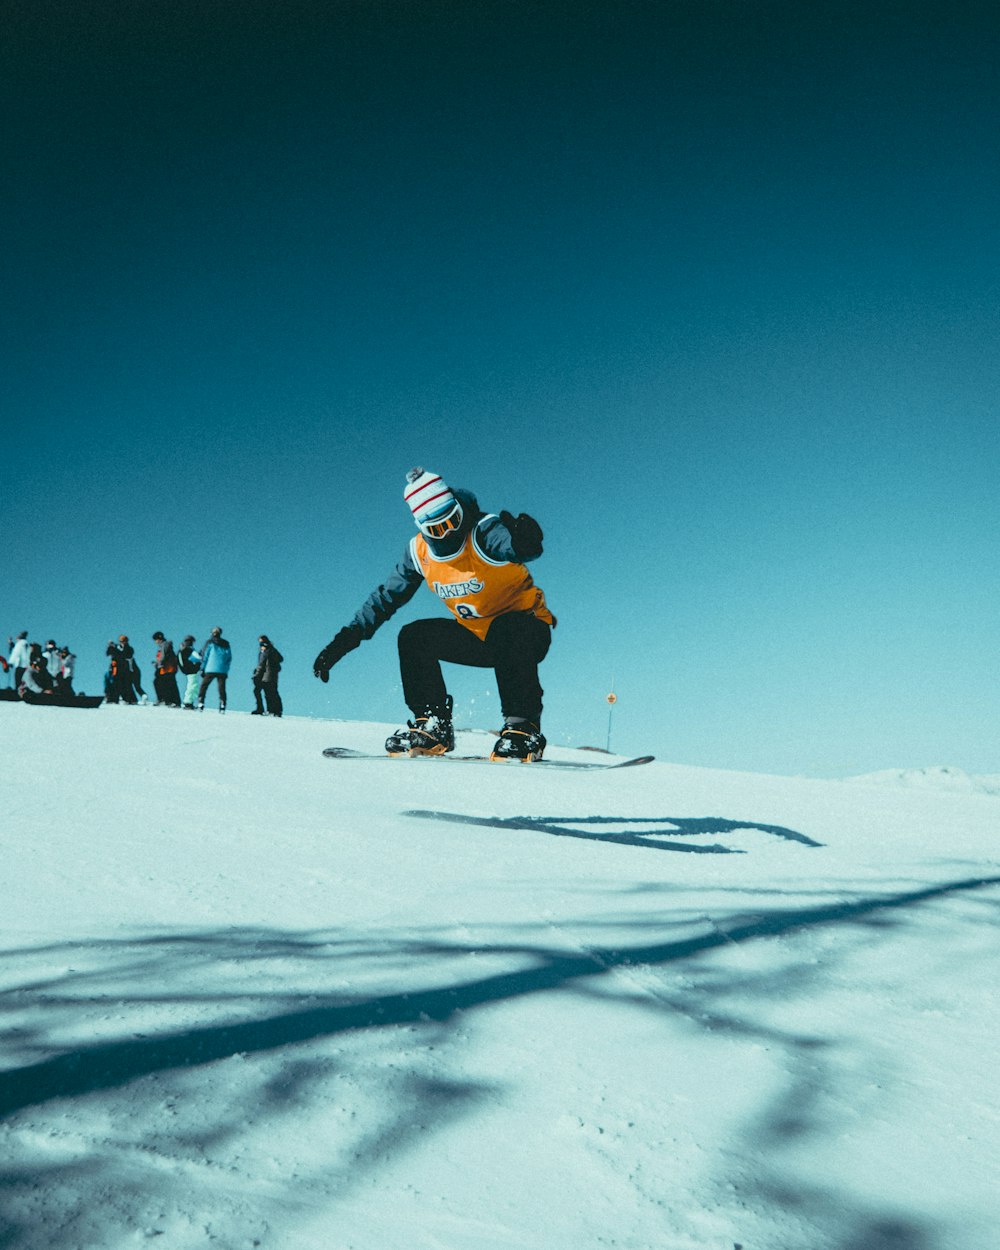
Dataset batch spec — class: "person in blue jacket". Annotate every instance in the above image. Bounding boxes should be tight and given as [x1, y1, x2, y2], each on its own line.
[197, 627, 232, 712]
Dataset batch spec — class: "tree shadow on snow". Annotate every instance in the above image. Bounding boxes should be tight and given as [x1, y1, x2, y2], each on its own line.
[0, 876, 994, 1120]
[404, 809, 824, 850]
[0, 876, 998, 1248]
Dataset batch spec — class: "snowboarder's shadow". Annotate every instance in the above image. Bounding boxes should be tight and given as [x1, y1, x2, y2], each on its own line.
[404, 811, 823, 852]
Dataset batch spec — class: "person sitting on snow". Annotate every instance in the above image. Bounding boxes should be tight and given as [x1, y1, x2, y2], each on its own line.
[313, 467, 555, 761]
[19, 655, 56, 702]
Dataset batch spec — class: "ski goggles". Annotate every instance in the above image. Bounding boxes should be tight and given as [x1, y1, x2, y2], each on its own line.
[419, 501, 464, 540]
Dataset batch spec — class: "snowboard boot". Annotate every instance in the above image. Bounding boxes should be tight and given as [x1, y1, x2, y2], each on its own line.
[490, 719, 546, 762]
[385, 697, 455, 756]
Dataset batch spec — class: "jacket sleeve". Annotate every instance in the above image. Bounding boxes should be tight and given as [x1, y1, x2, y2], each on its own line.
[347, 545, 424, 639]
[473, 513, 543, 564]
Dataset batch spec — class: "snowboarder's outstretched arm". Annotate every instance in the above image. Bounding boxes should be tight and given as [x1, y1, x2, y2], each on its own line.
[313, 547, 424, 681]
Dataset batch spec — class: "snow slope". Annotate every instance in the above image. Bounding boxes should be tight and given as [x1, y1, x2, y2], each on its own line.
[844, 765, 1000, 796]
[1, 703, 998, 1250]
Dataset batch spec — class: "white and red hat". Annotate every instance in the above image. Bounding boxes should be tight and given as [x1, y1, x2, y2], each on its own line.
[404, 467, 464, 538]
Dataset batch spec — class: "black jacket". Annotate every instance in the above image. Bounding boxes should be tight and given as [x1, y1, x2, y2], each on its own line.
[254, 644, 283, 683]
[179, 645, 201, 675]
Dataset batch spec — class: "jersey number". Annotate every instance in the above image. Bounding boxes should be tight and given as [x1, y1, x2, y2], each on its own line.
[454, 603, 482, 620]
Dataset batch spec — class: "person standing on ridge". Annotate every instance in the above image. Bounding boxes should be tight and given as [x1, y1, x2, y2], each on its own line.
[198, 627, 232, 712]
[251, 635, 284, 717]
[55, 647, 76, 696]
[8, 633, 31, 689]
[42, 640, 60, 676]
[313, 467, 555, 761]
[178, 635, 201, 709]
[151, 633, 181, 706]
[106, 635, 138, 704]
[125, 636, 147, 703]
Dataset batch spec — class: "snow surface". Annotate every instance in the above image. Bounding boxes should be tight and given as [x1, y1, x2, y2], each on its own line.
[1, 702, 998, 1250]
[843, 766, 1000, 796]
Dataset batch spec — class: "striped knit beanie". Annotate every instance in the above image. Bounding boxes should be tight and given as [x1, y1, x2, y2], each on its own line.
[404, 467, 458, 529]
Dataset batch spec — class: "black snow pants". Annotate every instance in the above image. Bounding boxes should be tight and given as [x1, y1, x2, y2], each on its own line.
[198, 672, 228, 708]
[253, 678, 283, 716]
[397, 612, 551, 725]
[153, 672, 181, 706]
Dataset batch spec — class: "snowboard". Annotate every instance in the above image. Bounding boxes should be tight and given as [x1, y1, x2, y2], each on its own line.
[6, 689, 104, 708]
[322, 746, 654, 770]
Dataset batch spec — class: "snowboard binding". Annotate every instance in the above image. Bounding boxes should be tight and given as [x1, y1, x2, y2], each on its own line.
[490, 721, 546, 763]
[385, 699, 455, 757]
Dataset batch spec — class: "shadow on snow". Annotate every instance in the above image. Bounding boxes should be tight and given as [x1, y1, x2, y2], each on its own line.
[0, 877, 993, 1118]
[1, 875, 998, 1249]
[404, 809, 824, 851]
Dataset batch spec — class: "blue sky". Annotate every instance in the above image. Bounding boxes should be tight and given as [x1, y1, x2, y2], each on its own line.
[3, 1, 997, 775]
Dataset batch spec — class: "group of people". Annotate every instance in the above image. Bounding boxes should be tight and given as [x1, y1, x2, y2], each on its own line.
[2, 629, 283, 715]
[3, 633, 78, 703]
[104, 630, 283, 715]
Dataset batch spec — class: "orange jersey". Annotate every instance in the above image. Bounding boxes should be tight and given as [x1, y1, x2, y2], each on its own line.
[411, 529, 555, 641]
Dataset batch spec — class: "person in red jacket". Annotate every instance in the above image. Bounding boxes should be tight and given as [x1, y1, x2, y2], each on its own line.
[151, 633, 181, 706]
[313, 468, 554, 761]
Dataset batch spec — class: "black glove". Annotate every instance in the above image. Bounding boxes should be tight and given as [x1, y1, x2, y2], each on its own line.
[313, 625, 363, 682]
[499, 510, 544, 560]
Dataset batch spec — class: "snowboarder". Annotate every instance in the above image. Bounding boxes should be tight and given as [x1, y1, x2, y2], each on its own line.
[178, 636, 202, 708]
[198, 627, 232, 712]
[151, 633, 181, 706]
[313, 467, 555, 760]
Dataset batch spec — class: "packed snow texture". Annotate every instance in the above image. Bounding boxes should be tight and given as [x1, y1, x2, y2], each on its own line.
[844, 765, 1000, 795]
[1, 703, 998, 1250]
